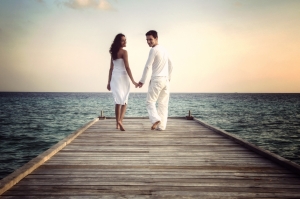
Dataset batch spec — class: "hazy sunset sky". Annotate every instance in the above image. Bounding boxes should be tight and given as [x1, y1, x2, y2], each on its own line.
[0, 0, 299, 93]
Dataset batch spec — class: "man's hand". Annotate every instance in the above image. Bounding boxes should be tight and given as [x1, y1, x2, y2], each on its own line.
[107, 83, 111, 91]
[137, 82, 144, 88]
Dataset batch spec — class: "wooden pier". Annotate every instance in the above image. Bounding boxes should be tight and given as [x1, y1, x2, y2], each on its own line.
[1, 117, 300, 198]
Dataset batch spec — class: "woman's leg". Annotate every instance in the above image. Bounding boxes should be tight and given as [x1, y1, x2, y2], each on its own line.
[115, 104, 121, 129]
[118, 104, 127, 131]
[120, 104, 127, 123]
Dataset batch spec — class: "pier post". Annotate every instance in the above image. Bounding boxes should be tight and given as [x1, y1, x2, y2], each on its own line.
[98, 110, 106, 120]
[186, 110, 194, 120]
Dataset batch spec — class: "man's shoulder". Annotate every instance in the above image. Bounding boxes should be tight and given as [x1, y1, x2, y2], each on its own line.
[154, 45, 164, 49]
[156, 45, 170, 57]
[149, 46, 158, 55]
[152, 45, 166, 53]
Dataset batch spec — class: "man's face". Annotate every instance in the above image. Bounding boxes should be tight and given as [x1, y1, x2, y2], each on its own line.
[146, 35, 158, 47]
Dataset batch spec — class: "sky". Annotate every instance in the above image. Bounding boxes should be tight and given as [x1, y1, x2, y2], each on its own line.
[0, 0, 299, 93]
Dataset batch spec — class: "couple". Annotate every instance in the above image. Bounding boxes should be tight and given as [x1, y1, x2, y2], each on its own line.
[107, 30, 173, 131]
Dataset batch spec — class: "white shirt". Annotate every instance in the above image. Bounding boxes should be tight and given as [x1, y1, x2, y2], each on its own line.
[140, 45, 173, 84]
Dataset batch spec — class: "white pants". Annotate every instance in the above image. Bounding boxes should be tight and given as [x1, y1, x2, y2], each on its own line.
[146, 76, 170, 130]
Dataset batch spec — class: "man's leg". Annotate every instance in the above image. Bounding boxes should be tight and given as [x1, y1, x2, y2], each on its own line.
[146, 78, 164, 126]
[157, 78, 169, 130]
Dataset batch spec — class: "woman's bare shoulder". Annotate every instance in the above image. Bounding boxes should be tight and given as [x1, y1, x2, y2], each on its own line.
[120, 48, 127, 54]
[120, 49, 128, 58]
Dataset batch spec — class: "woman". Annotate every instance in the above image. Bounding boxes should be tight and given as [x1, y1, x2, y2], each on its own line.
[107, 33, 138, 131]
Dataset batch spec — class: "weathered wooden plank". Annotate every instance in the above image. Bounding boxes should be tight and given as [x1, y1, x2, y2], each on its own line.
[12, 179, 300, 189]
[61, 145, 251, 150]
[43, 158, 278, 164]
[31, 168, 295, 175]
[48, 157, 270, 162]
[24, 173, 300, 179]
[30, 163, 287, 170]
[53, 151, 261, 156]
[4, 184, 300, 193]
[43, 161, 275, 166]
[3, 185, 300, 197]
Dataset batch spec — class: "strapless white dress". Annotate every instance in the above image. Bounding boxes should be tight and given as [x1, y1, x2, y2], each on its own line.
[110, 58, 130, 105]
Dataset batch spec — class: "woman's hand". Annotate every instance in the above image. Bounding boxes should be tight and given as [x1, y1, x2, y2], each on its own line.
[107, 83, 111, 91]
[132, 81, 139, 88]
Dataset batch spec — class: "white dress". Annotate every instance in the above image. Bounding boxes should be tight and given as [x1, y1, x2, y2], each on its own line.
[110, 58, 130, 105]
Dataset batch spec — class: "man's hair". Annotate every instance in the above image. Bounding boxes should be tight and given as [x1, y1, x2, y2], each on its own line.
[146, 30, 158, 39]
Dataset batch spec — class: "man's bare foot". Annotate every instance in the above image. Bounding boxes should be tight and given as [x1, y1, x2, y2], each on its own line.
[118, 122, 125, 131]
[151, 121, 160, 130]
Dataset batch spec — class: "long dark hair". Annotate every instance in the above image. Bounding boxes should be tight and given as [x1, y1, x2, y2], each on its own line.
[109, 33, 125, 60]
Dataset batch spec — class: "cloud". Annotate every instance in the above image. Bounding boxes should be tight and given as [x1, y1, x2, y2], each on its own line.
[234, 1, 242, 7]
[59, 0, 115, 10]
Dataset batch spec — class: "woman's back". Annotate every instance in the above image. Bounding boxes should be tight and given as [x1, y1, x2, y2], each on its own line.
[113, 58, 126, 73]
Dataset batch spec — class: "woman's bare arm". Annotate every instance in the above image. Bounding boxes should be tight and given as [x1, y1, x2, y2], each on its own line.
[122, 50, 138, 86]
[107, 58, 113, 91]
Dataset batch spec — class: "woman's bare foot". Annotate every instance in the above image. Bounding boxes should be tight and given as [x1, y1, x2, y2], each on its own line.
[116, 123, 120, 129]
[118, 122, 125, 131]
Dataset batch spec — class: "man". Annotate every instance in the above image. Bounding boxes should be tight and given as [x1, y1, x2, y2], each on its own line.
[137, 30, 173, 131]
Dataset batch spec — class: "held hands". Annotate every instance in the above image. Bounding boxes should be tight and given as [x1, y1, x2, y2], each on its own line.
[132, 81, 139, 88]
[137, 82, 143, 88]
[132, 80, 143, 88]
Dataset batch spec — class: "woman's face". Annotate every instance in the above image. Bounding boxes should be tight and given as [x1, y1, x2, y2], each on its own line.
[120, 36, 126, 47]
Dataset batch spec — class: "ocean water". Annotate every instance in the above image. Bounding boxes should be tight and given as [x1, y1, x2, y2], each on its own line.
[0, 92, 300, 180]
